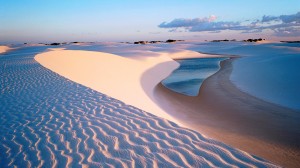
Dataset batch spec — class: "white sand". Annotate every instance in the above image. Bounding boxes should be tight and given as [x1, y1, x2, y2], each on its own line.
[166, 49, 226, 59]
[256, 40, 281, 44]
[0, 46, 11, 54]
[33, 46, 279, 167]
[36, 49, 181, 124]
[35, 48, 224, 124]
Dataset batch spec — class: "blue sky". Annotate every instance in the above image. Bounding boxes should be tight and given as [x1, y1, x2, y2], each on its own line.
[0, 0, 299, 43]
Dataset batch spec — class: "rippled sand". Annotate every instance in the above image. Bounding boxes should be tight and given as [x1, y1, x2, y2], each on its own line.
[0, 46, 279, 167]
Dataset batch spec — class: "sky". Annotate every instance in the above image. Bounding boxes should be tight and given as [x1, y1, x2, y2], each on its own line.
[0, 0, 299, 43]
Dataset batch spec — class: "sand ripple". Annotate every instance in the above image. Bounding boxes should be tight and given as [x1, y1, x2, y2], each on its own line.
[0, 47, 278, 167]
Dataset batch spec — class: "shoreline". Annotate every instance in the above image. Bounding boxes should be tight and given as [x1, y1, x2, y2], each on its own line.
[154, 58, 300, 167]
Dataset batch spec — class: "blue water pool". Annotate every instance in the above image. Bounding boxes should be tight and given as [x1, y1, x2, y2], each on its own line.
[162, 57, 227, 96]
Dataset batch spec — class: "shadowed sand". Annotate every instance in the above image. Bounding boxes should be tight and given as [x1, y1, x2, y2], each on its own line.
[0, 46, 11, 54]
[33, 48, 278, 167]
[35, 49, 180, 124]
[35, 48, 226, 125]
[154, 58, 300, 168]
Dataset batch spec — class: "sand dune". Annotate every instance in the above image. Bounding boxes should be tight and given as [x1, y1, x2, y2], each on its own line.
[0, 46, 277, 167]
[231, 53, 300, 110]
[35, 49, 180, 124]
[0, 46, 11, 54]
[161, 49, 226, 59]
[35, 48, 231, 124]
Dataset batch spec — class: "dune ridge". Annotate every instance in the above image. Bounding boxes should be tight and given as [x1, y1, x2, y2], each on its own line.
[35, 48, 225, 124]
[35, 49, 180, 124]
[0, 46, 11, 54]
[0, 47, 278, 167]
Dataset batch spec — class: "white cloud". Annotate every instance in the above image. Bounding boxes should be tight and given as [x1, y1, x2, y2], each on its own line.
[262, 12, 300, 23]
[158, 12, 300, 37]
[273, 26, 300, 37]
[159, 15, 218, 28]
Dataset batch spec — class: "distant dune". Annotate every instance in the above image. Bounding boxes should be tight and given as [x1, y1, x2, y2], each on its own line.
[0, 46, 11, 54]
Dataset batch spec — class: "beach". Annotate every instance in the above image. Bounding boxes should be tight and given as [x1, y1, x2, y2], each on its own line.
[2, 42, 299, 167]
[155, 58, 300, 168]
[155, 42, 300, 167]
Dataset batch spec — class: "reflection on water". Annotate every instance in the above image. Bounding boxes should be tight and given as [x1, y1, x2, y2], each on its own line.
[162, 57, 226, 96]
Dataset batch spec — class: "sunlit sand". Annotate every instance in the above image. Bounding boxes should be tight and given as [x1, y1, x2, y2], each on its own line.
[1, 41, 299, 167]
[0, 46, 11, 54]
[34, 42, 300, 167]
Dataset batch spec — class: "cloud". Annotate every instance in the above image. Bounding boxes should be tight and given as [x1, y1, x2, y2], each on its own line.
[273, 26, 300, 37]
[208, 30, 222, 34]
[189, 21, 241, 32]
[262, 12, 300, 23]
[241, 29, 263, 34]
[158, 12, 300, 37]
[159, 15, 217, 28]
[167, 28, 184, 32]
[261, 15, 279, 22]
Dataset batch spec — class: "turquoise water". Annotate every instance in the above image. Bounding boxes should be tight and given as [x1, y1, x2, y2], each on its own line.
[162, 57, 226, 96]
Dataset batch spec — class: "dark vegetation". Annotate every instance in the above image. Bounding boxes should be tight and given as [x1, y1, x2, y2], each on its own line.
[243, 38, 265, 42]
[280, 41, 300, 43]
[210, 38, 266, 43]
[48, 43, 61, 46]
[211, 39, 236, 42]
[133, 39, 184, 45]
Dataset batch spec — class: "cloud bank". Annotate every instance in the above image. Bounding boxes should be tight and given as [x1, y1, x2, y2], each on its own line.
[158, 12, 300, 37]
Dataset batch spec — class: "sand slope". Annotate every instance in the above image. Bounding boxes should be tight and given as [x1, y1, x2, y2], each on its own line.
[35, 48, 233, 124]
[35, 49, 180, 124]
[0, 46, 11, 54]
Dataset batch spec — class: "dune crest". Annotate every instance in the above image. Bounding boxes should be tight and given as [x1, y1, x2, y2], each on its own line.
[35, 50, 180, 124]
[0, 46, 11, 54]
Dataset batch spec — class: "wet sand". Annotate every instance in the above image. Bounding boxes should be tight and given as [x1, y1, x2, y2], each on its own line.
[154, 58, 300, 168]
